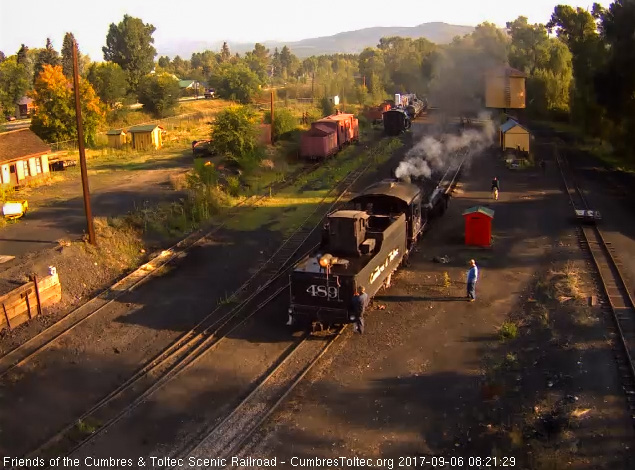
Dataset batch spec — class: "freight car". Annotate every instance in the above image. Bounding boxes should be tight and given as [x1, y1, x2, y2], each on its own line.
[287, 178, 449, 329]
[383, 108, 411, 136]
[300, 112, 359, 160]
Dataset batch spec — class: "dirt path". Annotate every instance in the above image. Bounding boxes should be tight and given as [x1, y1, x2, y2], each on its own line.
[231, 138, 635, 469]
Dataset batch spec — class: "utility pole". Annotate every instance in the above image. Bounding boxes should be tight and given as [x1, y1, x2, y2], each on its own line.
[72, 38, 96, 245]
[270, 91, 274, 145]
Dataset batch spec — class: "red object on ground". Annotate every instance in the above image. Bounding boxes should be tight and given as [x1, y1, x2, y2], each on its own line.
[462, 206, 495, 247]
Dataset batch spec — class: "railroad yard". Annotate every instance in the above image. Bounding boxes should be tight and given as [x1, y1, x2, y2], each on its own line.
[0, 110, 634, 470]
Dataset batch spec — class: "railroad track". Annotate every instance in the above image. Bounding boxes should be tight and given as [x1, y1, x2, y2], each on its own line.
[0, 160, 322, 380]
[163, 146, 472, 469]
[171, 327, 346, 470]
[25, 145, 383, 467]
[555, 146, 635, 428]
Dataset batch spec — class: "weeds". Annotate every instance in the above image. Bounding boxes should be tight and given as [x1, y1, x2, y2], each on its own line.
[76, 419, 98, 435]
[499, 321, 519, 341]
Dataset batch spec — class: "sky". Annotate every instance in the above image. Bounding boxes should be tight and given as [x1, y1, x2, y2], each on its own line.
[0, 0, 608, 61]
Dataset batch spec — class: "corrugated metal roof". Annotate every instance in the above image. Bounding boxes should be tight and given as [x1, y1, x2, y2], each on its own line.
[106, 128, 126, 135]
[179, 80, 196, 88]
[500, 119, 529, 134]
[462, 206, 495, 218]
[355, 180, 421, 204]
[0, 128, 50, 163]
[128, 124, 163, 133]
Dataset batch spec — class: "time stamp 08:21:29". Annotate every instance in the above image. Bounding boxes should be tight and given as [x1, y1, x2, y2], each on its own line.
[399, 456, 516, 467]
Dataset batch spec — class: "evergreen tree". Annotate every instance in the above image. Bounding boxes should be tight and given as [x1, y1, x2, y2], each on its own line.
[17, 44, 28, 65]
[220, 42, 231, 62]
[61, 32, 77, 78]
[34, 38, 60, 82]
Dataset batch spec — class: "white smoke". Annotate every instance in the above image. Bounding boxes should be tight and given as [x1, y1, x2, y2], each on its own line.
[395, 111, 496, 180]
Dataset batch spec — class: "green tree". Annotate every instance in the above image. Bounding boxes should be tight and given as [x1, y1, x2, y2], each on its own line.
[220, 42, 231, 63]
[137, 72, 180, 117]
[16, 45, 28, 65]
[61, 33, 76, 78]
[158, 56, 170, 68]
[30, 64, 105, 144]
[103, 14, 157, 92]
[0, 57, 30, 117]
[86, 62, 128, 107]
[594, 0, 635, 157]
[34, 38, 60, 82]
[209, 106, 260, 164]
[548, 5, 606, 133]
[211, 62, 261, 103]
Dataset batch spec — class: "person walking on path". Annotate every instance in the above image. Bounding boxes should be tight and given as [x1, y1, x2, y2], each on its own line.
[466, 259, 478, 301]
[351, 286, 369, 333]
[491, 177, 500, 200]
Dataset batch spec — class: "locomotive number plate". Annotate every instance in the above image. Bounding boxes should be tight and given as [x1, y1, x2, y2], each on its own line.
[306, 285, 340, 300]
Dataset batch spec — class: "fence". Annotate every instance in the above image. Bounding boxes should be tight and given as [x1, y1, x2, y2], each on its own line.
[0, 269, 61, 331]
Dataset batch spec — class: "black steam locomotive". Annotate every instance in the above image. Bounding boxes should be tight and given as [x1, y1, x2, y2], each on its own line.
[383, 108, 411, 136]
[287, 178, 449, 328]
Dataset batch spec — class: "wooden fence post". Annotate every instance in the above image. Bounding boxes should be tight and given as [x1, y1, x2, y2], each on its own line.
[2, 303, 10, 330]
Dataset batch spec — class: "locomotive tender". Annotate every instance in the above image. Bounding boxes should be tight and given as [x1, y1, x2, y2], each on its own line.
[287, 178, 449, 328]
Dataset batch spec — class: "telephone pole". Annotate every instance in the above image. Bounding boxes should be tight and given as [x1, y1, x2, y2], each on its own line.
[270, 91, 274, 145]
[72, 38, 96, 245]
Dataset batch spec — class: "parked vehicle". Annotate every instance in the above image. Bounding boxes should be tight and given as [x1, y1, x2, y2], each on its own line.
[49, 160, 77, 172]
[204, 88, 216, 99]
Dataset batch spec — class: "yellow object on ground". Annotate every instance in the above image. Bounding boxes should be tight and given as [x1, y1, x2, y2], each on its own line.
[2, 200, 28, 219]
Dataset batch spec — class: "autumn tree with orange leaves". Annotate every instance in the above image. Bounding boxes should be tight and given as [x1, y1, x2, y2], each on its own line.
[30, 64, 105, 145]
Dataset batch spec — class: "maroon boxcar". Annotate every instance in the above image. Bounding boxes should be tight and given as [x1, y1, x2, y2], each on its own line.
[300, 123, 338, 160]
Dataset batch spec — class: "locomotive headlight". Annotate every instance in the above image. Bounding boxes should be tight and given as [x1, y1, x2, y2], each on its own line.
[319, 253, 333, 267]
[288, 307, 293, 314]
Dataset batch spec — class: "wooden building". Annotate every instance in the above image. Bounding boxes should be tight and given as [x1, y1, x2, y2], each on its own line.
[500, 119, 530, 153]
[0, 128, 51, 187]
[463, 206, 494, 247]
[15, 97, 35, 119]
[106, 129, 127, 149]
[128, 124, 163, 151]
[485, 66, 526, 109]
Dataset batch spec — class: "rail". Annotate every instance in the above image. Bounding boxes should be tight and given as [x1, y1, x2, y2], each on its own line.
[554, 145, 635, 428]
[25, 143, 383, 467]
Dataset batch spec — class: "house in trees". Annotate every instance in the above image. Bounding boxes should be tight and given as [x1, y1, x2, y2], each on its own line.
[129, 124, 163, 151]
[178, 80, 202, 97]
[0, 128, 51, 187]
[15, 97, 36, 119]
[485, 66, 526, 109]
[499, 119, 530, 153]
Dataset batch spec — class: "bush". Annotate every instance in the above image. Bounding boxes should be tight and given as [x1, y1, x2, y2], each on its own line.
[225, 175, 241, 197]
[320, 97, 335, 117]
[137, 73, 181, 118]
[264, 108, 298, 141]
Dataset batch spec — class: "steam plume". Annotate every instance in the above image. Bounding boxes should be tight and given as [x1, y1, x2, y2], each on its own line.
[395, 111, 495, 180]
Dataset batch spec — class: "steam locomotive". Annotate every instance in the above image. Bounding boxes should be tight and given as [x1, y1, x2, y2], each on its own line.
[287, 177, 450, 329]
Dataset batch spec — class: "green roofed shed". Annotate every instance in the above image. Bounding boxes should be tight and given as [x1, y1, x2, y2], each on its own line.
[462, 206, 494, 247]
[128, 124, 163, 150]
[106, 129, 127, 148]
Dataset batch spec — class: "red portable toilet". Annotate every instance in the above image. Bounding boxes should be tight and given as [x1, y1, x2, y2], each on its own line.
[462, 206, 494, 247]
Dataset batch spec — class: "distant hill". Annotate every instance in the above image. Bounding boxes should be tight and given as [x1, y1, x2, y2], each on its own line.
[156, 22, 475, 59]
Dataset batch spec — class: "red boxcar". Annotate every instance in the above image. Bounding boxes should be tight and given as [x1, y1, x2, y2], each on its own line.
[324, 113, 359, 146]
[300, 123, 338, 160]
